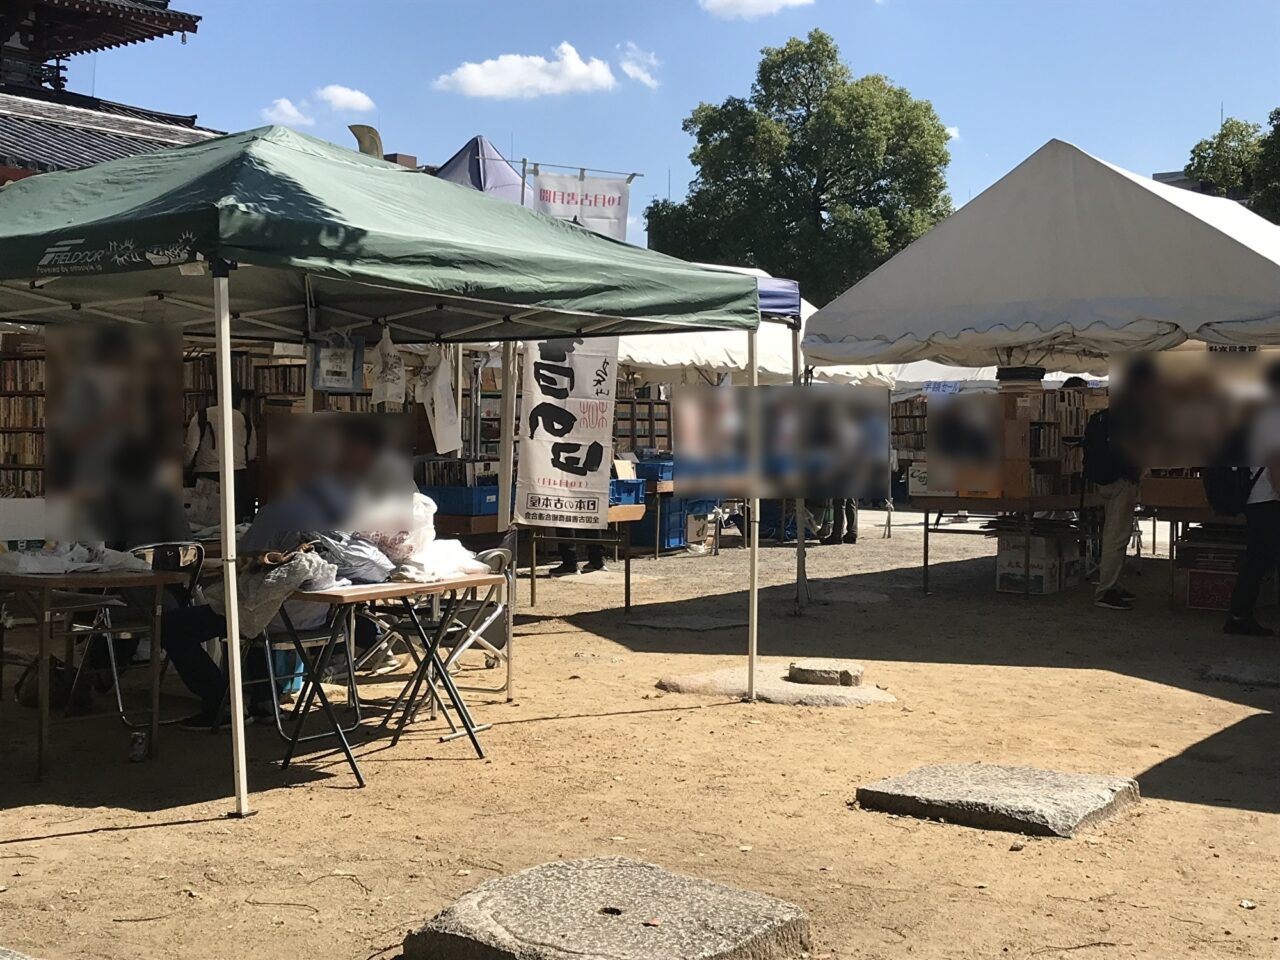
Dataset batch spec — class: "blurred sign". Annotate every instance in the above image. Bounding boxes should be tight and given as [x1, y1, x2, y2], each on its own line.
[516, 338, 618, 529]
[531, 171, 629, 241]
[674, 384, 890, 500]
[312, 339, 364, 393]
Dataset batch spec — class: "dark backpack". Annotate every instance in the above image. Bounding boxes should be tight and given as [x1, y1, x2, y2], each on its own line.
[1202, 426, 1262, 517]
[1082, 410, 1122, 486]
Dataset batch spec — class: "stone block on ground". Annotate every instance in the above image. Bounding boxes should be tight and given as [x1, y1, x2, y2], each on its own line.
[626, 613, 747, 632]
[404, 856, 810, 960]
[787, 659, 863, 687]
[856, 763, 1139, 838]
[1203, 658, 1280, 688]
[658, 659, 894, 707]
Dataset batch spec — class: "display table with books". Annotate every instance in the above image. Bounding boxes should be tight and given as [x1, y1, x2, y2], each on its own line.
[912, 494, 1103, 597]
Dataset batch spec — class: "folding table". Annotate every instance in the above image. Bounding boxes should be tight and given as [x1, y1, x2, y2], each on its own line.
[286, 573, 506, 784]
[0, 569, 190, 779]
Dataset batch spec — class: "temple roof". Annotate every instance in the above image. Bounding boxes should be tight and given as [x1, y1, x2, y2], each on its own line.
[0, 88, 214, 172]
[19, 0, 201, 58]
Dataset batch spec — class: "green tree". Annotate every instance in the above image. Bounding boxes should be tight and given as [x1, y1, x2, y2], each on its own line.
[1184, 117, 1261, 198]
[646, 30, 952, 306]
[1250, 108, 1280, 223]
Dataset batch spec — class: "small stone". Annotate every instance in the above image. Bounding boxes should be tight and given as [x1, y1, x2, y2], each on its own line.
[1240, 900, 1257, 910]
[738, 845, 753, 852]
[787, 660, 864, 687]
[1009, 841, 1026, 852]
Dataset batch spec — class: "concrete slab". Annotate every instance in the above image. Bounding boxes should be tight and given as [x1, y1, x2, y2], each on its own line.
[856, 763, 1139, 838]
[0, 950, 35, 960]
[403, 857, 810, 960]
[1203, 658, 1280, 688]
[658, 659, 895, 707]
[626, 614, 747, 632]
[787, 659, 863, 687]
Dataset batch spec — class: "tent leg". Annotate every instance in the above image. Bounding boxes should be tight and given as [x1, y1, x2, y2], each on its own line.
[792, 322, 808, 614]
[214, 263, 251, 818]
[747, 327, 760, 702]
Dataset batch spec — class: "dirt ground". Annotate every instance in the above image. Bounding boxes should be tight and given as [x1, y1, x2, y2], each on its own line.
[1, 510, 1277, 960]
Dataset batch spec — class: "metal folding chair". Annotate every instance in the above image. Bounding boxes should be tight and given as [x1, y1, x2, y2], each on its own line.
[66, 541, 205, 726]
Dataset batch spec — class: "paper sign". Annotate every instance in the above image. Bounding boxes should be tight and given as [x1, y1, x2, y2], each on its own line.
[312, 339, 364, 393]
[516, 338, 618, 529]
[530, 171, 629, 242]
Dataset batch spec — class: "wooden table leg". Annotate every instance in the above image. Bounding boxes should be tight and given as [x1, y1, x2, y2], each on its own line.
[37, 588, 50, 780]
[624, 522, 632, 610]
[150, 583, 163, 759]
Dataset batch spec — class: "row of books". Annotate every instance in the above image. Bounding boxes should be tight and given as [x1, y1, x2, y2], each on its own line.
[0, 358, 45, 393]
[254, 365, 307, 396]
[419, 458, 499, 488]
[183, 353, 253, 392]
[0, 433, 44, 465]
[0, 396, 44, 428]
[0, 470, 42, 496]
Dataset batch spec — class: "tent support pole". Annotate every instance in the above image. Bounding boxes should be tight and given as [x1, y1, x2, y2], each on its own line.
[884, 385, 893, 539]
[747, 327, 760, 702]
[498, 342, 517, 530]
[792, 321, 808, 614]
[497, 341, 518, 701]
[213, 262, 251, 818]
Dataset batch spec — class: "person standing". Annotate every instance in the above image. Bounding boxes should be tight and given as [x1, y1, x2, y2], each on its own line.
[185, 386, 255, 521]
[820, 498, 859, 545]
[550, 530, 607, 575]
[1225, 364, 1280, 636]
[1083, 363, 1153, 610]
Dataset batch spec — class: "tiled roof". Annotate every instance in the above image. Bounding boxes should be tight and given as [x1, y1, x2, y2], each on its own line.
[35, 0, 201, 57]
[0, 91, 215, 172]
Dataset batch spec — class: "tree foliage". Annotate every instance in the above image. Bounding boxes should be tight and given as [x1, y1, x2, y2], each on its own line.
[645, 30, 952, 306]
[1250, 108, 1280, 223]
[1184, 117, 1262, 198]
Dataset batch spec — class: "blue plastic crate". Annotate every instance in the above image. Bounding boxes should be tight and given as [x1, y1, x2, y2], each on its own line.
[680, 497, 718, 517]
[609, 478, 646, 506]
[630, 495, 687, 549]
[419, 484, 500, 516]
[634, 460, 675, 482]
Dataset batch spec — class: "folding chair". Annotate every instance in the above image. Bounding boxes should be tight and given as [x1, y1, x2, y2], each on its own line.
[440, 546, 513, 694]
[66, 541, 204, 726]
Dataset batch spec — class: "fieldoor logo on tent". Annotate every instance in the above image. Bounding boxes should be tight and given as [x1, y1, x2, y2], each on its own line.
[36, 238, 105, 273]
[36, 233, 197, 275]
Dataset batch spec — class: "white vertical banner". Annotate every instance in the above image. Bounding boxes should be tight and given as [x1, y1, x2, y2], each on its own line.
[531, 171, 630, 241]
[516, 337, 618, 529]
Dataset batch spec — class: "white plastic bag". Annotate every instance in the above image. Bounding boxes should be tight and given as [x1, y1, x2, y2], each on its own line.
[371, 327, 406, 405]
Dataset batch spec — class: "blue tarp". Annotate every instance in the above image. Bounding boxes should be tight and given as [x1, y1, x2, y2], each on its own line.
[757, 276, 802, 318]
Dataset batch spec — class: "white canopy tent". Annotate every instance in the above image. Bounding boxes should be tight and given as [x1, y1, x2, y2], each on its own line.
[887, 361, 1103, 399]
[804, 139, 1280, 369]
[619, 265, 891, 386]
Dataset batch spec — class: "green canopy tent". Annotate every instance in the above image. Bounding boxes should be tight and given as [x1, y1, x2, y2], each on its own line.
[0, 126, 761, 813]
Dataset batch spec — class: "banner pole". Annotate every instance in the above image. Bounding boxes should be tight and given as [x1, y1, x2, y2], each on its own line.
[792, 320, 808, 612]
[747, 327, 760, 702]
[519, 159, 528, 207]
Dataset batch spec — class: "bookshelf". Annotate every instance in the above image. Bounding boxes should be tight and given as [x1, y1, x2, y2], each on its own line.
[0, 352, 45, 495]
[614, 397, 671, 453]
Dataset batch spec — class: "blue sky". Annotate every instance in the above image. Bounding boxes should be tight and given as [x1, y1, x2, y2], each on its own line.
[67, 0, 1278, 245]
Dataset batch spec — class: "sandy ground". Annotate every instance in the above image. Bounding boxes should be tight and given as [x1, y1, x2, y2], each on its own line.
[1, 511, 1277, 960]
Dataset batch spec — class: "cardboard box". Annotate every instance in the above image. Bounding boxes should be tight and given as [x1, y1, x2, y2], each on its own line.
[1140, 476, 1207, 510]
[908, 460, 956, 496]
[1003, 421, 1031, 459]
[1000, 393, 1037, 421]
[996, 556, 1062, 594]
[996, 534, 1061, 559]
[1000, 460, 1033, 498]
[955, 465, 1001, 498]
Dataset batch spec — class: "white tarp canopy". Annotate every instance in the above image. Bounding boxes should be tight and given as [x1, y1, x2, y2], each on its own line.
[620, 264, 891, 386]
[888, 361, 1105, 399]
[804, 139, 1280, 369]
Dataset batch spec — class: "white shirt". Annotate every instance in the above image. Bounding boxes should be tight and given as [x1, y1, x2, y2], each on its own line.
[185, 406, 252, 473]
[1247, 403, 1280, 504]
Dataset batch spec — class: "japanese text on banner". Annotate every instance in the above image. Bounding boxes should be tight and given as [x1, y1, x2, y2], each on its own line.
[516, 338, 618, 529]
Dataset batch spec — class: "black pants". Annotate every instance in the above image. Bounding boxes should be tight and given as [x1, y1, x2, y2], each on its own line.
[826, 499, 859, 540]
[161, 604, 377, 711]
[558, 528, 605, 566]
[1229, 500, 1280, 620]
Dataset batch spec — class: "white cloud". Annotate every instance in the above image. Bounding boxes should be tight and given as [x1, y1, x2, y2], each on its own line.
[699, 0, 814, 20]
[316, 84, 376, 112]
[433, 42, 616, 99]
[261, 97, 314, 126]
[946, 125, 960, 141]
[619, 42, 660, 89]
